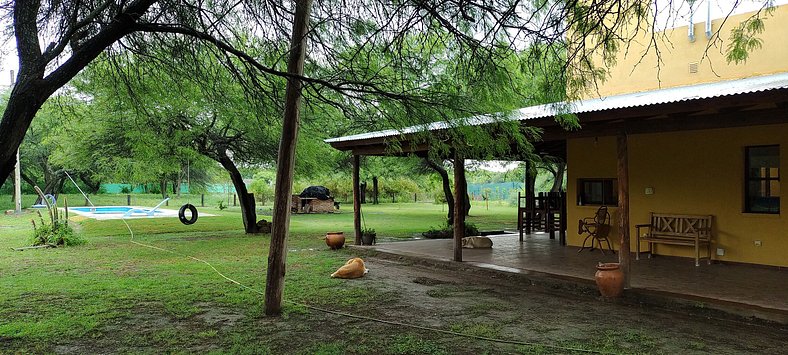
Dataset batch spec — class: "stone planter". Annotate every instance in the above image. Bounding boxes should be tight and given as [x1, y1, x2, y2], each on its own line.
[325, 232, 345, 250]
[594, 262, 624, 298]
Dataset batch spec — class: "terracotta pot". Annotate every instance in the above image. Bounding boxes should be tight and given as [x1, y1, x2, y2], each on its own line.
[594, 262, 624, 298]
[325, 232, 345, 250]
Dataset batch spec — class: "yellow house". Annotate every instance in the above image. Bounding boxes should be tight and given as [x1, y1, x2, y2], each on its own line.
[566, 3, 788, 268]
[327, 3, 788, 269]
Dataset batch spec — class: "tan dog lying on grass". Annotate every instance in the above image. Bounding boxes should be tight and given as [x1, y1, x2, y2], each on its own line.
[330, 257, 369, 279]
[462, 236, 493, 249]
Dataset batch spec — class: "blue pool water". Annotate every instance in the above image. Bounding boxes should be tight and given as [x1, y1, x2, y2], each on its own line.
[70, 207, 160, 215]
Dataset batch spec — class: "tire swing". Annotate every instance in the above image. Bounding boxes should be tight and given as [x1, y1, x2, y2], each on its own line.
[179, 204, 198, 225]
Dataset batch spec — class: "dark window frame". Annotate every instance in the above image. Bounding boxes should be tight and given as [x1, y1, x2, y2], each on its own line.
[744, 145, 780, 214]
[577, 178, 618, 206]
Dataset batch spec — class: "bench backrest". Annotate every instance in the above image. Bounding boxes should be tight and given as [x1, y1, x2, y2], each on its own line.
[649, 213, 713, 238]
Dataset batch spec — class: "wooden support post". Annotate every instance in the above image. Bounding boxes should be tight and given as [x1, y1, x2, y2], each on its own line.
[518, 191, 523, 242]
[352, 155, 362, 245]
[453, 153, 465, 262]
[524, 161, 535, 235]
[127, 194, 131, 206]
[560, 191, 567, 246]
[233, 194, 237, 206]
[264, 0, 312, 317]
[617, 132, 631, 288]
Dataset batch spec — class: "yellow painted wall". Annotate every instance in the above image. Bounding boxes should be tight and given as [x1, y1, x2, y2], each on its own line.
[588, 5, 788, 98]
[566, 124, 788, 267]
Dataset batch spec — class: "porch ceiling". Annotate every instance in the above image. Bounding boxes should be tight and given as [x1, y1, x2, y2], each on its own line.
[326, 73, 788, 158]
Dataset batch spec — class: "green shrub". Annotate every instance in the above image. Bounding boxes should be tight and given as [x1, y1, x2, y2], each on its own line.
[464, 221, 479, 236]
[31, 221, 85, 246]
[422, 221, 479, 239]
[217, 200, 227, 210]
[120, 185, 132, 194]
[249, 171, 275, 205]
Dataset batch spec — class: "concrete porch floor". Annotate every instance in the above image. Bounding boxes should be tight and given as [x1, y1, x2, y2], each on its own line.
[365, 232, 788, 319]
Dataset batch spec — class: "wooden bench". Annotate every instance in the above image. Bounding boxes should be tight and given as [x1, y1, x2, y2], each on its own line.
[636, 213, 713, 266]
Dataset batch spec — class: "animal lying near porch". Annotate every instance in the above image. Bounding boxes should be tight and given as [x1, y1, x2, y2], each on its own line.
[462, 236, 493, 249]
[330, 257, 369, 279]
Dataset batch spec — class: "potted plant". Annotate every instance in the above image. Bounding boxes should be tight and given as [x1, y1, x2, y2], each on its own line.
[361, 227, 376, 245]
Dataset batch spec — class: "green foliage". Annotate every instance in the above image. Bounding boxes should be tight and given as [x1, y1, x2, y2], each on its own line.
[422, 221, 479, 239]
[727, 15, 769, 64]
[321, 174, 353, 202]
[30, 220, 84, 247]
[217, 200, 228, 210]
[248, 171, 275, 205]
[379, 177, 420, 201]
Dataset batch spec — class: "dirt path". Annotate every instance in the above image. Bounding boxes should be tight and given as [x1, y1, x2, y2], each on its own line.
[7, 255, 786, 354]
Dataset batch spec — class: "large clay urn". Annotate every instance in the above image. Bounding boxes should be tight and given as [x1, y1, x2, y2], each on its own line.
[325, 232, 345, 250]
[595, 262, 624, 298]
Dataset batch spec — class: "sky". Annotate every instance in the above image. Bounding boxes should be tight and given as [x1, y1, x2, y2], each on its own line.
[654, 0, 787, 31]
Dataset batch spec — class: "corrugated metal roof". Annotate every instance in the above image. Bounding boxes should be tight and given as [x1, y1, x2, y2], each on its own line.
[325, 72, 788, 144]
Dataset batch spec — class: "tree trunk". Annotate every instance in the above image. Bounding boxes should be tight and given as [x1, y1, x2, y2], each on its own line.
[265, 0, 312, 317]
[20, 171, 37, 189]
[217, 153, 259, 234]
[550, 161, 566, 192]
[79, 173, 101, 194]
[372, 176, 379, 204]
[37, 168, 64, 204]
[159, 179, 168, 199]
[461, 170, 470, 216]
[424, 158, 454, 225]
[524, 160, 536, 199]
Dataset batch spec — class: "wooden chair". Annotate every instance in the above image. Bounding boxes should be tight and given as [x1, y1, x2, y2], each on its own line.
[578, 206, 614, 254]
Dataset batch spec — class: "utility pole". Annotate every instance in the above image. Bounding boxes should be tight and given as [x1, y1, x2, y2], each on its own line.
[14, 149, 21, 213]
[11, 70, 21, 214]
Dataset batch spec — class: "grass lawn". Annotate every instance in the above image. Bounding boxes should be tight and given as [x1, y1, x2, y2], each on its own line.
[1, 199, 784, 354]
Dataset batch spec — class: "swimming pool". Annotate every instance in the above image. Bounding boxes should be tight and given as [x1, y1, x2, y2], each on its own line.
[68, 206, 175, 220]
[69, 206, 163, 215]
